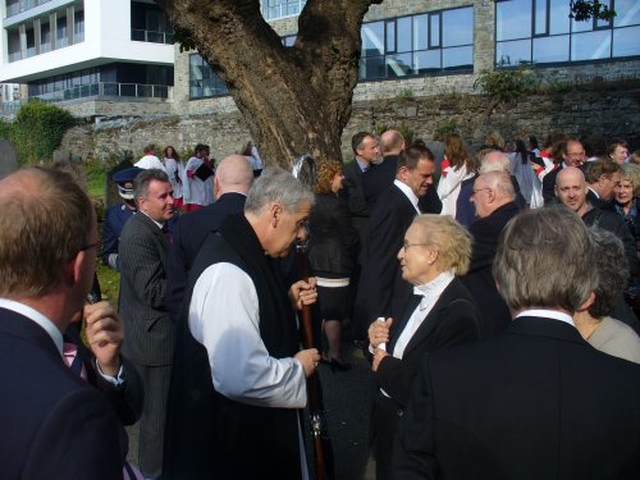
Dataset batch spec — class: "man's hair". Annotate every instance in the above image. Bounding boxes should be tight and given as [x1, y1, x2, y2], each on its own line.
[380, 129, 405, 154]
[351, 131, 373, 156]
[479, 150, 510, 174]
[0, 167, 94, 297]
[493, 205, 597, 313]
[479, 171, 515, 198]
[397, 142, 434, 171]
[608, 139, 629, 157]
[620, 163, 640, 196]
[584, 157, 621, 184]
[245, 166, 314, 215]
[588, 227, 628, 319]
[412, 215, 472, 275]
[134, 168, 171, 205]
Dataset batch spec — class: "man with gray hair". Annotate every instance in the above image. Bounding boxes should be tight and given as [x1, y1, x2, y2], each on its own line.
[461, 171, 521, 338]
[393, 205, 640, 479]
[118, 168, 176, 479]
[163, 167, 321, 479]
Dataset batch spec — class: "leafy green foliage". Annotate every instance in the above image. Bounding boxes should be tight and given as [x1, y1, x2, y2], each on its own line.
[433, 119, 460, 142]
[473, 66, 537, 104]
[8, 101, 75, 164]
[570, 0, 616, 22]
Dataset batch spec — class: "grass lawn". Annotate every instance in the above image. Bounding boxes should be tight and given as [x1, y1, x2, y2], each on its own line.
[85, 161, 121, 305]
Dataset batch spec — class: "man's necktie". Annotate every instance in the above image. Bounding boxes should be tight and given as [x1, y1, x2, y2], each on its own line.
[63, 342, 88, 380]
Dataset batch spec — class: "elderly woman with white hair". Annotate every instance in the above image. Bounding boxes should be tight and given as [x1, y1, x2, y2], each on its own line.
[367, 214, 480, 480]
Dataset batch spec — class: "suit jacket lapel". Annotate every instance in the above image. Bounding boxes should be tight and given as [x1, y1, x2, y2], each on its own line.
[400, 280, 460, 355]
[137, 211, 169, 250]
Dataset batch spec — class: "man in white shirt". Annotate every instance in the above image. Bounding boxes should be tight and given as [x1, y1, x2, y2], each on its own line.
[393, 205, 640, 479]
[163, 167, 321, 480]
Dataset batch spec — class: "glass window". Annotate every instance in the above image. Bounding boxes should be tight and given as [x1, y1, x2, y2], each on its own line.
[397, 17, 412, 52]
[359, 6, 473, 81]
[534, 0, 548, 35]
[613, 25, 640, 57]
[189, 54, 229, 99]
[533, 35, 569, 62]
[429, 13, 440, 48]
[74, 10, 85, 43]
[362, 21, 384, 56]
[497, 0, 640, 67]
[614, 0, 640, 27]
[261, 0, 306, 20]
[386, 20, 396, 53]
[497, 0, 531, 40]
[413, 14, 428, 51]
[496, 39, 532, 65]
[571, 30, 611, 61]
[442, 8, 473, 47]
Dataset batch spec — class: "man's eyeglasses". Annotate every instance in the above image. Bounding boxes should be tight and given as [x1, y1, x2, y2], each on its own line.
[402, 241, 429, 252]
[471, 187, 492, 196]
[79, 240, 101, 252]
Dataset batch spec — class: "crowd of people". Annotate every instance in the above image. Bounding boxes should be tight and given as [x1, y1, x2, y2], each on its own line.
[2, 128, 640, 480]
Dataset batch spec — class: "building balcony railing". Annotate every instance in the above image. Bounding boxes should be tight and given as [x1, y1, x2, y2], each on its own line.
[33, 82, 170, 103]
[131, 29, 174, 45]
[6, 0, 54, 18]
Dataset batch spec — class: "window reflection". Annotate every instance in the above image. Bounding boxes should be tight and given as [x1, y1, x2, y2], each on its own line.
[359, 6, 473, 81]
[496, 0, 640, 67]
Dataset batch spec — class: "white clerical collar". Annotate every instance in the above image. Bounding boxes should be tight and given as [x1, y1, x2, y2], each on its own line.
[413, 270, 455, 310]
[515, 308, 575, 327]
[0, 297, 64, 355]
[393, 179, 421, 214]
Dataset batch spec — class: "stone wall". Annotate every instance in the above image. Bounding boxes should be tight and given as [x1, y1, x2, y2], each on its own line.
[60, 81, 640, 164]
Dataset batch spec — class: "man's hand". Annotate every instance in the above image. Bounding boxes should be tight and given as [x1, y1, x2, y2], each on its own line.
[289, 277, 318, 311]
[84, 301, 123, 377]
[371, 347, 389, 372]
[294, 348, 321, 378]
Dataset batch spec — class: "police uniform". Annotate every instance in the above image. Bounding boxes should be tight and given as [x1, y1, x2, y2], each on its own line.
[102, 167, 143, 270]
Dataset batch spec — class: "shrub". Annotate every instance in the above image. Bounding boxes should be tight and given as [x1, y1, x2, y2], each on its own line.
[473, 66, 537, 105]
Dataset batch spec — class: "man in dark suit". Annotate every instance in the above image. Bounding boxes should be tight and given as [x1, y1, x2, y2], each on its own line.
[165, 154, 254, 323]
[0, 167, 127, 479]
[461, 171, 521, 339]
[393, 205, 640, 479]
[584, 156, 621, 211]
[353, 143, 436, 342]
[119, 168, 176, 479]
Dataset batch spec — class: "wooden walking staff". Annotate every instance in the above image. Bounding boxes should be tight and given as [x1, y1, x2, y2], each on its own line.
[292, 154, 336, 480]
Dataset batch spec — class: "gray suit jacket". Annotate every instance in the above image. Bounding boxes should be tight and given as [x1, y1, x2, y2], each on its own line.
[119, 212, 175, 366]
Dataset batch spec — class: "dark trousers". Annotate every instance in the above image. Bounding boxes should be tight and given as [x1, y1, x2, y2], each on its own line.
[133, 362, 172, 479]
[372, 391, 404, 480]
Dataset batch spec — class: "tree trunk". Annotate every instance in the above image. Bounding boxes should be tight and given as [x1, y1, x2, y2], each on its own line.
[155, 0, 383, 168]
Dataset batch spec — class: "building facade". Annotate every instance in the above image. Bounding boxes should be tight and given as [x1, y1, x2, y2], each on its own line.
[0, 0, 174, 117]
[178, 0, 640, 114]
[2, 0, 639, 121]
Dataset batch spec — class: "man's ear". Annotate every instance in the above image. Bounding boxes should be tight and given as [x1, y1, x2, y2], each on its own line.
[64, 252, 83, 288]
[576, 291, 596, 313]
[270, 203, 283, 228]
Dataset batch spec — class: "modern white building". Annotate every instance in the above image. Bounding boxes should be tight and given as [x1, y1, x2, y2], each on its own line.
[0, 0, 174, 112]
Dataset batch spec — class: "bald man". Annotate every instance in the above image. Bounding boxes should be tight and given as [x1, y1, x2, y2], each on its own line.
[556, 166, 638, 285]
[461, 171, 521, 338]
[165, 154, 255, 322]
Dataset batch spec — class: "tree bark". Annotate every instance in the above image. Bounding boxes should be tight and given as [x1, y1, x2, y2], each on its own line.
[155, 0, 382, 168]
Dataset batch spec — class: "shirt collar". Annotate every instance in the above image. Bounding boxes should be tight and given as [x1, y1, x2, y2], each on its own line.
[140, 210, 165, 229]
[394, 179, 421, 213]
[515, 308, 575, 327]
[355, 157, 370, 172]
[0, 298, 64, 356]
[413, 270, 455, 310]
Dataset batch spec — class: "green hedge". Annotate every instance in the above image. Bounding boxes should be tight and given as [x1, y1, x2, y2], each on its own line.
[0, 100, 74, 165]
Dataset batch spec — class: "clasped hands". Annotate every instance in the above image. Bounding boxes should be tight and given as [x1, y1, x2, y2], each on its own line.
[368, 317, 393, 372]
